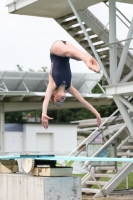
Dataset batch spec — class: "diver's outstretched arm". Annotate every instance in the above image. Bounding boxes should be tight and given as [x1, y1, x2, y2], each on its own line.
[68, 85, 101, 127]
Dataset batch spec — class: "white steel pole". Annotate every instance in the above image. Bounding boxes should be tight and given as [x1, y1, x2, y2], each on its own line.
[116, 17, 133, 83]
[114, 96, 133, 139]
[0, 103, 4, 151]
[109, 0, 117, 84]
[118, 96, 133, 112]
[120, 69, 133, 83]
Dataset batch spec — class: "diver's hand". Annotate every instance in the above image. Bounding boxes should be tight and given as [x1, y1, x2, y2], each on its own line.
[86, 56, 100, 72]
[41, 114, 53, 129]
[96, 113, 101, 128]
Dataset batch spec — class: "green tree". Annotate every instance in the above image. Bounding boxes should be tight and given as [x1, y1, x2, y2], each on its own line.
[16, 65, 48, 72]
[5, 112, 27, 123]
[38, 66, 47, 72]
[16, 64, 23, 71]
[46, 101, 117, 123]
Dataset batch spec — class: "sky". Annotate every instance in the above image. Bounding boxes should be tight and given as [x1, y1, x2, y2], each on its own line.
[0, 1, 133, 73]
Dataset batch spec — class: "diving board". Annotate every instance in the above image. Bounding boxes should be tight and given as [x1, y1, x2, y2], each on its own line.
[0, 155, 133, 162]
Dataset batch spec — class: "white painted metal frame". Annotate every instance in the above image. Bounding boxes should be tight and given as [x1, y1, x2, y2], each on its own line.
[68, 0, 111, 84]
[95, 162, 133, 198]
[65, 1, 133, 195]
[108, 0, 133, 142]
[68, 0, 133, 136]
[60, 108, 120, 165]
[109, 0, 117, 84]
[97, 1, 133, 196]
[0, 103, 4, 151]
[0, 82, 8, 91]
[116, 16, 133, 83]
[114, 96, 133, 138]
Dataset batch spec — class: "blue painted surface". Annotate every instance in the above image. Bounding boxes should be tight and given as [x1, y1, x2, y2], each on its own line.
[0, 155, 133, 162]
[0, 155, 20, 160]
[5, 124, 23, 132]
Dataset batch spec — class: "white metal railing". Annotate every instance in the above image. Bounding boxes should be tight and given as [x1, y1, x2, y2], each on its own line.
[60, 108, 120, 165]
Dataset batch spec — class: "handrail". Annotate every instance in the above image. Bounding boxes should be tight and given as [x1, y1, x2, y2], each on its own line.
[83, 123, 127, 168]
[104, 1, 131, 29]
[60, 108, 120, 165]
[60, 96, 133, 166]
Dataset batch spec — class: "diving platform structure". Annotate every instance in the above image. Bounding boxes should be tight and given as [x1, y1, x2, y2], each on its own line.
[1, 154, 133, 163]
[0, 70, 111, 151]
[4, 0, 133, 198]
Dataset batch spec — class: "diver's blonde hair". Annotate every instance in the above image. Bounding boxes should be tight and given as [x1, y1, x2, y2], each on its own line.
[50, 94, 55, 105]
[50, 88, 58, 105]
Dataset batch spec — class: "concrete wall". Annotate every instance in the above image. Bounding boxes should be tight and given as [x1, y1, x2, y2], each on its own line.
[0, 174, 81, 200]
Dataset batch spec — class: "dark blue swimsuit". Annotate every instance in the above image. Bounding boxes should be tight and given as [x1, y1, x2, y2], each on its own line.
[50, 41, 72, 89]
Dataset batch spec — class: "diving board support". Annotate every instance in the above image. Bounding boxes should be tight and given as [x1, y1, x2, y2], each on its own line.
[0, 160, 19, 173]
[84, 123, 126, 167]
[60, 108, 120, 166]
[120, 68, 133, 83]
[67, 0, 111, 84]
[0, 103, 4, 151]
[0, 174, 81, 200]
[116, 16, 133, 83]
[109, 0, 117, 84]
[114, 96, 133, 139]
[95, 162, 133, 198]
[118, 96, 133, 112]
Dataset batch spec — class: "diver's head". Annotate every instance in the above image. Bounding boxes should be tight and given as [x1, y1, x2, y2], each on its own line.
[51, 88, 66, 107]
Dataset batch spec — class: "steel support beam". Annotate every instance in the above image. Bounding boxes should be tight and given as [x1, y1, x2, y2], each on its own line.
[106, 81, 133, 96]
[116, 16, 133, 83]
[105, 162, 133, 195]
[0, 103, 4, 151]
[95, 162, 133, 198]
[60, 108, 119, 166]
[114, 96, 133, 139]
[120, 69, 133, 83]
[84, 122, 126, 167]
[118, 96, 133, 112]
[109, 0, 117, 84]
[68, 0, 111, 84]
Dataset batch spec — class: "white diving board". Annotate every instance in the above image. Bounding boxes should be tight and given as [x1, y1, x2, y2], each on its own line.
[0, 155, 133, 162]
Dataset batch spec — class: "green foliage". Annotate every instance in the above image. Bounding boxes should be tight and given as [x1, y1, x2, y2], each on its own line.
[95, 101, 117, 118]
[91, 172, 133, 190]
[16, 65, 47, 72]
[38, 66, 47, 72]
[47, 109, 88, 123]
[5, 112, 27, 123]
[116, 172, 133, 189]
[5, 111, 37, 123]
[47, 101, 117, 123]
[28, 68, 34, 72]
[16, 64, 23, 71]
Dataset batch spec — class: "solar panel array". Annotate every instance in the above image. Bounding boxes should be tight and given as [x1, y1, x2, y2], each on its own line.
[0, 71, 102, 93]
